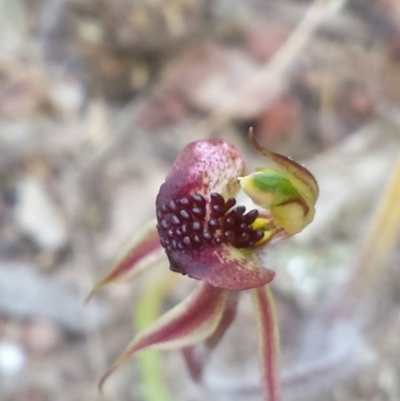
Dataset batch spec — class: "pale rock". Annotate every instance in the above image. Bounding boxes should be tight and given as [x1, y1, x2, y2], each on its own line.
[0, 263, 107, 334]
[0, 342, 26, 377]
[14, 175, 68, 251]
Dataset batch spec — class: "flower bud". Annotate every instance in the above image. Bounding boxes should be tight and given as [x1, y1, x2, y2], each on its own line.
[239, 169, 314, 235]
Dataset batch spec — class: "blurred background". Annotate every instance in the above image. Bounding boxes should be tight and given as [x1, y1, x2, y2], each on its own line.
[1, 0, 400, 400]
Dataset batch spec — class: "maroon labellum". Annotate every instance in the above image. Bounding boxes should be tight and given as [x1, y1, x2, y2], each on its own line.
[156, 192, 264, 255]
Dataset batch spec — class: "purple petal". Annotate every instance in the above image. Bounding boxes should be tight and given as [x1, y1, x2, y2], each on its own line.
[157, 140, 245, 209]
[252, 285, 281, 401]
[183, 291, 239, 381]
[168, 244, 275, 290]
[87, 219, 162, 300]
[99, 282, 227, 390]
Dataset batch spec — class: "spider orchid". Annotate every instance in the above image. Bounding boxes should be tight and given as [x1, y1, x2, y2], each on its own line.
[89, 131, 318, 401]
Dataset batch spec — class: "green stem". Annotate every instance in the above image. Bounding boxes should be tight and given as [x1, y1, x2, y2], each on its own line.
[134, 273, 176, 401]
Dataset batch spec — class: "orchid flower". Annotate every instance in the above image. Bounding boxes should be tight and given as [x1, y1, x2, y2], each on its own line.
[89, 131, 318, 401]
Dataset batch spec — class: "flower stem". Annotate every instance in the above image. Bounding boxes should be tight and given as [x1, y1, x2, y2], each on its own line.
[134, 271, 177, 401]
